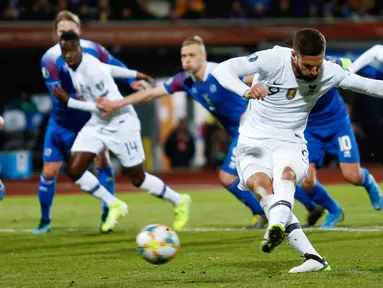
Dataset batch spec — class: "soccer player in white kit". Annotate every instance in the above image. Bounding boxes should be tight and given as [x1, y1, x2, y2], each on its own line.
[212, 28, 383, 273]
[52, 31, 191, 232]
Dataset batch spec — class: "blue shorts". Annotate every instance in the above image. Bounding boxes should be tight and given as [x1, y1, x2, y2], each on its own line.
[305, 119, 360, 168]
[43, 121, 79, 162]
[221, 133, 239, 176]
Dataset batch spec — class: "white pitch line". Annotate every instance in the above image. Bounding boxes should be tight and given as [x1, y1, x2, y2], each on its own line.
[0, 226, 382, 233]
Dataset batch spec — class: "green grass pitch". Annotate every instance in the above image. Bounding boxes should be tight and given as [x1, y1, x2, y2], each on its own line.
[1, 185, 383, 288]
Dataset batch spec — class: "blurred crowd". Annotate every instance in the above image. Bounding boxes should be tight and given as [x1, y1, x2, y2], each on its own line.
[1, 0, 382, 22]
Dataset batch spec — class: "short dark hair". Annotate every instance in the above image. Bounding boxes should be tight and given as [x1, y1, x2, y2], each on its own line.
[293, 28, 326, 56]
[59, 31, 80, 44]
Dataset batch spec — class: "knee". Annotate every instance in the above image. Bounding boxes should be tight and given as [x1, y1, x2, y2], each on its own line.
[66, 162, 85, 181]
[343, 169, 361, 185]
[94, 150, 111, 169]
[129, 172, 146, 188]
[281, 167, 296, 183]
[246, 174, 272, 199]
[301, 177, 315, 192]
[218, 170, 238, 187]
[42, 162, 61, 179]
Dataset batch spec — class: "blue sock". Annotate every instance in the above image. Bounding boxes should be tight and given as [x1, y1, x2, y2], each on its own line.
[295, 184, 316, 210]
[97, 166, 115, 220]
[310, 182, 341, 214]
[225, 179, 264, 215]
[38, 174, 56, 223]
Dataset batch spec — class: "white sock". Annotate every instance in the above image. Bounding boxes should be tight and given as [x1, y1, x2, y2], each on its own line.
[75, 171, 117, 206]
[140, 173, 182, 206]
[260, 194, 273, 240]
[286, 213, 321, 258]
[268, 179, 295, 228]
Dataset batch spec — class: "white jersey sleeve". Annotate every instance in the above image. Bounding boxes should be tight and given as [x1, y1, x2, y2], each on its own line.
[212, 48, 280, 97]
[331, 62, 383, 98]
[349, 45, 383, 73]
[100, 63, 137, 79]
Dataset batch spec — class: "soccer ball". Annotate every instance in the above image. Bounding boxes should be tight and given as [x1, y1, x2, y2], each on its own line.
[136, 224, 180, 265]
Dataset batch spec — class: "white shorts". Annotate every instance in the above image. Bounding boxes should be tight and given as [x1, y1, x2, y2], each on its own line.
[71, 119, 145, 168]
[236, 134, 309, 190]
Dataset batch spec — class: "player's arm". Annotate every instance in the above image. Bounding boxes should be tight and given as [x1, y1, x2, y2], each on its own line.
[52, 84, 99, 112]
[336, 65, 383, 98]
[100, 63, 153, 83]
[349, 45, 383, 73]
[97, 72, 185, 113]
[212, 52, 272, 99]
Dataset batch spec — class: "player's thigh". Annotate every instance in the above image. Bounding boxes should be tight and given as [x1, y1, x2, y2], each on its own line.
[219, 134, 239, 186]
[42, 124, 66, 164]
[300, 163, 317, 191]
[305, 128, 326, 169]
[235, 134, 272, 191]
[94, 148, 111, 168]
[71, 126, 105, 155]
[108, 129, 145, 168]
[331, 123, 361, 164]
[272, 142, 309, 184]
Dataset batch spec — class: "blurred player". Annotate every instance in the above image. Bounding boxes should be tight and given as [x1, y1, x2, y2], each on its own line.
[349, 44, 383, 74]
[294, 56, 383, 229]
[53, 31, 191, 232]
[0, 115, 4, 201]
[97, 36, 267, 229]
[35, 11, 151, 235]
[212, 28, 383, 272]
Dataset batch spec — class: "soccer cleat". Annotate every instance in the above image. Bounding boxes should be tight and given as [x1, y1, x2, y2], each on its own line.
[288, 253, 331, 273]
[0, 180, 4, 201]
[246, 214, 268, 230]
[260, 224, 285, 253]
[366, 175, 383, 211]
[32, 221, 51, 235]
[100, 200, 128, 233]
[319, 209, 344, 229]
[173, 194, 192, 231]
[304, 205, 326, 227]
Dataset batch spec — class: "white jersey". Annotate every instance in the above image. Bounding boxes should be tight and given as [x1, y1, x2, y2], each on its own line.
[212, 45, 383, 143]
[67, 52, 140, 130]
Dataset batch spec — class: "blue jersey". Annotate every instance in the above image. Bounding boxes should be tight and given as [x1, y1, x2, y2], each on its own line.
[162, 63, 248, 137]
[308, 57, 377, 127]
[40, 39, 136, 132]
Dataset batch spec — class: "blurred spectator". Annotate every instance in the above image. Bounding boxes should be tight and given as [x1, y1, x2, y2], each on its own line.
[246, 0, 271, 18]
[269, 0, 293, 17]
[112, 0, 155, 20]
[164, 118, 195, 168]
[24, 0, 54, 20]
[98, 0, 111, 22]
[230, 0, 246, 19]
[169, 0, 205, 20]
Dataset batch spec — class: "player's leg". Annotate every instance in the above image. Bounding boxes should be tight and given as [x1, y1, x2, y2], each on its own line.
[108, 125, 190, 231]
[0, 178, 5, 201]
[270, 143, 330, 272]
[335, 127, 383, 210]
[94, 149, 115, 223]
[69, 126, 128, 232]
[33, 123, 65, 235]
[300, 163, 342, 229]
[219, 134, 266, 229]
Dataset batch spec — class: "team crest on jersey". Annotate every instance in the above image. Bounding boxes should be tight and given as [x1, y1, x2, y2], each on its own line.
[247, 54, 258, 62]
[286, 89, 297, 100]
[96, 81, 104, 91]
[210, 84, 217, 93]
[41, 67, 50, 79]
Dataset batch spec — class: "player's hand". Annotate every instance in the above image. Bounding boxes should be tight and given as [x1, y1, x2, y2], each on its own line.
[52, 85, 70, 104]
[0, 116, 4, 130]
[136, 72, 154, 84]
[76, 93, 85, 101]
[96, 98, 121, 117]
[244, 83, 269, 100]
[131, 80, 152, 91]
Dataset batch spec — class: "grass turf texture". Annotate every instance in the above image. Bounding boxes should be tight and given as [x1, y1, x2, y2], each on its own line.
[1, 185, 382, 288]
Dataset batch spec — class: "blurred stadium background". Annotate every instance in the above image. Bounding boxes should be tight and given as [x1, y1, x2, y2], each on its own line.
[1, 0, 383, 191]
